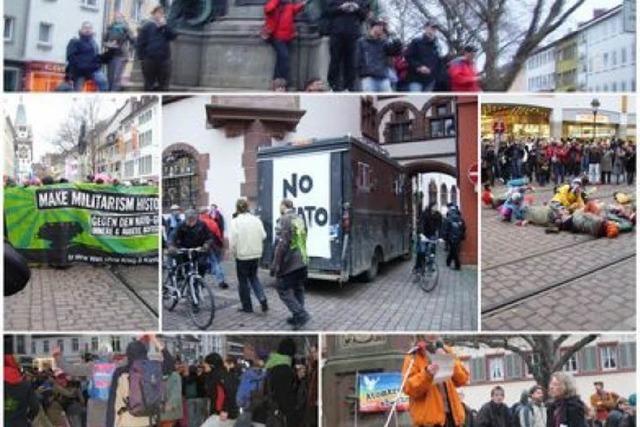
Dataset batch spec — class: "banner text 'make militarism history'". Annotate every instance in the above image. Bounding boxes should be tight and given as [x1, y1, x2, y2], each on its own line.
[35, 188, 159, 213]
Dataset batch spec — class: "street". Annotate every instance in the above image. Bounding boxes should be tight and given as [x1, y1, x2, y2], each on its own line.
[4, 265, 159, 331]
[481, 182, 636, 331]
[162, 251, 478, 332]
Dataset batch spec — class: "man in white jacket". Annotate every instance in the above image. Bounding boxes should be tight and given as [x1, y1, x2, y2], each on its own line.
[230, 198, 269, 313]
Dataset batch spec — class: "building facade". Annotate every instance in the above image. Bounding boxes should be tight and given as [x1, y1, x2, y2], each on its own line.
[526, 45, 557, 92]
[4, 0, 105, 91]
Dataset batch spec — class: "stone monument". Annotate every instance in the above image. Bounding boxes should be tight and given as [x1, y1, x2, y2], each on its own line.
[160, 0, 329, 90]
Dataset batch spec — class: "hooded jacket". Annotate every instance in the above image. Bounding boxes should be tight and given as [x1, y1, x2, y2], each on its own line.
[271, 209, 308, 277]
[546, 395, 586, 427]
[448, 57, 480, 92]
[401, 346, 469, 426]
[265, 352, 296, 424]
[4, 355, 39, 427]
[357, 36, 390, 78]
[264, 0, 305, 42]
[67, 33, 102, 78]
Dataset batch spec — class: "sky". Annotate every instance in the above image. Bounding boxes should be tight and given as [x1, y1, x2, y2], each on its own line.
[3, 95, 127, 161]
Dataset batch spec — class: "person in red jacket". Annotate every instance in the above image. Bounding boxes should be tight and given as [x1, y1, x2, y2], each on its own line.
[448, 45, 481, 92]
[264, 0, 307, 90]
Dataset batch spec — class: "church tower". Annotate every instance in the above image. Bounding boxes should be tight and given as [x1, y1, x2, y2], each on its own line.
[14, 98, 33, 181]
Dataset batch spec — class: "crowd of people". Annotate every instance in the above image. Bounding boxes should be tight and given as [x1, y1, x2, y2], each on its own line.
[58, 3, 481, 93]
[400, 336, 636, 427]
[4, 173, 158, 189]
[4, 335, 318, 427]
[481, 137, 636, 188]
[162, 198, 312, 331]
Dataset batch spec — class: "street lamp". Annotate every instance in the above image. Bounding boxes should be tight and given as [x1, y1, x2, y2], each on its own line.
[591, 98, 600, 142]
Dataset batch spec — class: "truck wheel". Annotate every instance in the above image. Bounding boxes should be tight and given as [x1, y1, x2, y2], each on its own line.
[364, 250, 381, 282]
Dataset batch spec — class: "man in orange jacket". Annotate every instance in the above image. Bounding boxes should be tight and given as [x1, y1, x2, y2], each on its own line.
[402, 335, 470, 427]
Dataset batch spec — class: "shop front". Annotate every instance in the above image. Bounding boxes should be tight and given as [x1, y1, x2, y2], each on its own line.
[480, 103, 552, 139]
[23, 61, 66, 92]
[561, 109, 620, 139]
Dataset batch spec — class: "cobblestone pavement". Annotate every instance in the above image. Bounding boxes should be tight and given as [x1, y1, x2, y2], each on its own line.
[481, 182, 636, 331]
[5, 265, 159, 331]
[162, 249, 478, 332]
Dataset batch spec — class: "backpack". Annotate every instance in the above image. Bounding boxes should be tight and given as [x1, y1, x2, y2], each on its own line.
[126, 359, 166, 418]
[448, 217, 465, 242]
[510, 403, 526, 427]
[161, 372, 183, 421]
[88, 362, 116, 401]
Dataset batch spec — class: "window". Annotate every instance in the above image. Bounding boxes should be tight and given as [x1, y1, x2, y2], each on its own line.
[469, 358, 486, 383]
[138, 110, 153, 125]
[57, 339, 64, 353]
[357, 162, 371, 192]
[580, 347, 598, 372]
[38, 23, 53, 45]
[81, 0, 99, 8]
[621, 47, 627, 64]
[31, 341, 36, 354]
[436, 104, 448, 116]
[16, 336, 25, 354]
[612, 82, 617, 92]
[72, 338, 79, 352]
[488, 357, 505, 381]
[139, 130, 153, 148]
[618, 342, 636, 369]
[600, 346, 617, 371]
[428, 180, 437, 207]
[131, 0, 143, 22]
[603, 52, 608, 68]
[91, 337, 99, 352]
[563, 353, 579, 372]
[125, 160, 135, 178]
[4, 68, 19, 91]
[505, 354, 524, 379]
[43, 340, 50, 353]
[114, 0, 123, 12]
[112, 337, 121, 353]
[4, 16, 15, 41]
[430, 120, 444, 138]
[525, 353, 540, 377]
[440, 183, 448, 207]
[612, 51, 617, 66]
[450, 185, 457, 204]
[622, 81, 627, 91]
[138, 155, 153, 175]
[163, 150, 199, 210]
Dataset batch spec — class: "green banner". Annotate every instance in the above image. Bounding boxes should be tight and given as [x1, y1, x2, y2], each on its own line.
[4, 183, 159, 265]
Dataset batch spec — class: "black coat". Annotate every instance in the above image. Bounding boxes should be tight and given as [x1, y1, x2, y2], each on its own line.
[546, 396, 586, 427]
[327, 0, 368, 35]
[268, 364, 297, 424]
[136, 21, 177, 61]
[4, 381, 39, 427]
[66, 35, 102, 78]
[357, 36, 389, 78]
[405, 35, 443, 85]
[477, 401, 511, 427]
[172, 220, 214, 249]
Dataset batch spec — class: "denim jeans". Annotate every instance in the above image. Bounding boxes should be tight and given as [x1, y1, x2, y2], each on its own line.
[276, 267, 308, 320]
[107, 55, 128, 91]
[271, 39, 290, 81]
[236, 259, 266, 311]
[209, 252, 225, 284]
[360, 76, 392, 92]
[552, 162, 564, 184]
[408, 80, 435, 92]
[74, 70, 108, 91]
[588, 163, 600, 184]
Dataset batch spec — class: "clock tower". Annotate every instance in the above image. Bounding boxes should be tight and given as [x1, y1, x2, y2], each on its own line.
[14, 98, 33, 182]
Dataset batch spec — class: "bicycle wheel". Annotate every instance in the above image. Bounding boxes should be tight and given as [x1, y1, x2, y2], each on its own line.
[188, 277, 215, 330]
[420, 261, 439, 292]
[162, 274, 179, 311]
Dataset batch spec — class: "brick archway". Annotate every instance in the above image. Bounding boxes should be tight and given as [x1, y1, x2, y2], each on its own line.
[162, 143, 210, 210]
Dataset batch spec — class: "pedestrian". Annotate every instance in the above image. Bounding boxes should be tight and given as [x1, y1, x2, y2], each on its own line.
[405, 21, 443, 92]
[235, 356, 266, 425]
[327, 0, 369, 91]
[600, 144, 613, 185]
[271, 199, 311, 330]
[137, 6, 177, 91]
[103, 12, 136, 91]
[402, 335, 470, 427]
[263, 0, 307, 90]
[264, 338, 298, 427]
[441, 203, 465, 270]
[202, 353, 234, 423]
[230, 198, 269, 313]
[613, 143, 627, 185]
[547, 372, 587, 427]
[4, 344, 40, 427]
[625, 144, 635, 185]
[414, 202, 442, 274]
[66, 21, 108, 91]
[477, 386, 511, 427]
[198, 207, 229, 290]
[590, 381, 619, 426]
[448, 45, 481, 92]
[588, 143, 602, 184]
[357, 19, 392, 92]
[518, 385, 547, 427]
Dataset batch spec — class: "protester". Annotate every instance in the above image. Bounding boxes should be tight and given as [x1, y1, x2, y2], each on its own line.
[414, 202, 442, 274]
[448, 45, 480, 92]
[103, 12, 136, 91]
[264, 338, 298, 426]
[263, 0, 307, 90]
[517, 385, 547, 427]
[591, 381, 619, 425]
[402, 335, 470, 427]
[137, 6, 177, 91]
[357, 19, 392, 92]
[202, 352, 235, 423]
[230, 198, 269, 313]
[169, 209, 214, 277]
[198, 207, 229, 290]
[271, 199, 311, 330]
[327, 0, 369, 91]
[405, 21, 443, 92]
[66, 21, 108, 91]
[477, 386, 511, 427]
[547, 372, 587, 427]
[4, 345, 40, 427]
[458, 391, 477, 427]
[441, 203, 466, 270]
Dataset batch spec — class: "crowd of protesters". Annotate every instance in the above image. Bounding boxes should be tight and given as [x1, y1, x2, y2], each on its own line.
[481, 137, 636, 188]
[162, 198, 312, 331]
[4, 335, 319, 427]
[4, 173, 158, 189]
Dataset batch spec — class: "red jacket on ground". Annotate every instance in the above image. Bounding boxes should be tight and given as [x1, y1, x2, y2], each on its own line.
[448, 57, 481, 92]
[264, 0, 304, 42]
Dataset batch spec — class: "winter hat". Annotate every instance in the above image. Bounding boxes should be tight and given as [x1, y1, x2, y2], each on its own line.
[125, 340, 148, 367]
[277, 338, 297, 358]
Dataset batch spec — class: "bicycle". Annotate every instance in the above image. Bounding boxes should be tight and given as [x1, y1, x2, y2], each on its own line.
[412, 235, 439, 292]
[163, 247, 215, 330]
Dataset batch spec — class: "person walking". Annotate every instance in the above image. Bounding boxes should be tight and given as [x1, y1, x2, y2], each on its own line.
[137, 6, 177, 91]
[414, 202, 442, 274]
[327, 0, 368, 91]
[271, 199, 311, 330]
[103, 12, 135, 91]
[600, 144, 613, 185]
[625, 144, 635, 185]
[477, 386, 511, 427]
[263, 0, 306, 90]
[357, 19, 392, 92]
[230, 198, 269, 313]
[613, 143, 627, 185]
[448, 45, 481, 92]
[548, 372, 587, 427]
[66, 22, 108, 91]
[405, 21, 443, 92]
[198, 207, 229, 289]
[441, 204, 466, 270]
[588, 143, 602, 184]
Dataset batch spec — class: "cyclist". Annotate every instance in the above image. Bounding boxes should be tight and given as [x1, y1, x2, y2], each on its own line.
[414, 202, 442, 274]
[168, 209, 214, 277]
